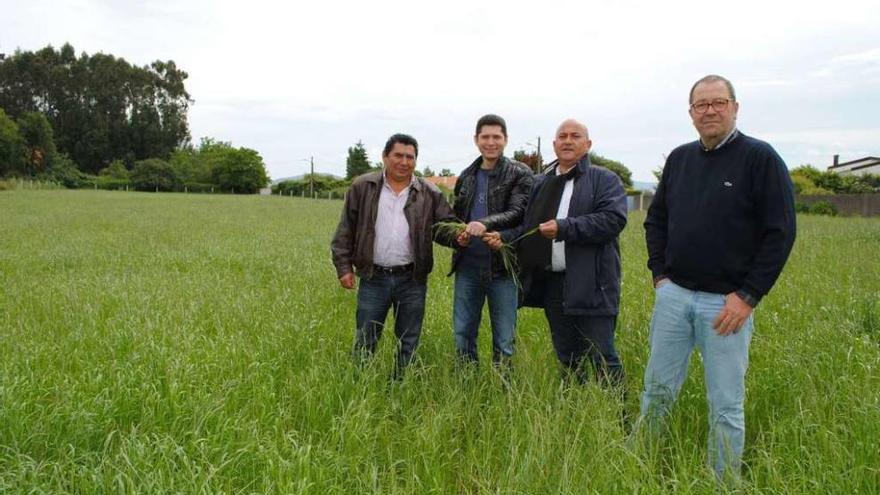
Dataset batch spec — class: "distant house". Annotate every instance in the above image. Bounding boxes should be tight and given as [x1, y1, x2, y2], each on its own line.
[425, 175, 458, 190]
[827, 155, 880, 176]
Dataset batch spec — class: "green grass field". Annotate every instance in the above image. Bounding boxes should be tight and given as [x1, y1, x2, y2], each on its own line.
[1, 190, 878, 494]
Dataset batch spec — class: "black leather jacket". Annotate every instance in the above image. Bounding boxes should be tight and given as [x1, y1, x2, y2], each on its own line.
[449, 155, 534, 275]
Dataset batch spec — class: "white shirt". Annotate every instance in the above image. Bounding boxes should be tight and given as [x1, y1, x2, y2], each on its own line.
[552, 166, 575, 272]
[373, 175, 413, 267]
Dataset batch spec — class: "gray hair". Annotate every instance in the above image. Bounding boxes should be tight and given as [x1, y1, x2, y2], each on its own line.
[689, 75, 736, 104]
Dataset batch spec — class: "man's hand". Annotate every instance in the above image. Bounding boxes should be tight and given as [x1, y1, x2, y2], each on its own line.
[482, 231, 503, 251]
[466, 221, 486, 237]
[339, 272, 356, 290]
[539, 219, 558, 239]
[456, 231, 471, 247]
[712, 292, 753, 335]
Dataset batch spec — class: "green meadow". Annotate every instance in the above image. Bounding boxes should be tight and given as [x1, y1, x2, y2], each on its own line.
[1, 190, 878, 494]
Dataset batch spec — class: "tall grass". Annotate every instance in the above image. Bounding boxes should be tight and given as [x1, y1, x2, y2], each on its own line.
[0, 190, 877, 493]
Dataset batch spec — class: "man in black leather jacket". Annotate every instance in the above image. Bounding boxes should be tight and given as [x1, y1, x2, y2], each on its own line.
[450, 114, 533, 364]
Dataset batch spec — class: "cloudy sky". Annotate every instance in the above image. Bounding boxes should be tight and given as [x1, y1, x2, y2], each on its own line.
[2, 0, 878, 181]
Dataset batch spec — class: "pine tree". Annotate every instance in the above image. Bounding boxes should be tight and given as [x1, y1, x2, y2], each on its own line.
[346, 141, 371, 179]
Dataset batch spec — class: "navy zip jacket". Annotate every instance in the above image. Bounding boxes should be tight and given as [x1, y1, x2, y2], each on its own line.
[502, 155, 628, 315]
[645, 132, 796, 304]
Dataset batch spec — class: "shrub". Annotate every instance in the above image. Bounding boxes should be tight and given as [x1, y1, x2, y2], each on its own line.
[93, 176, 132, 190]
[809, 200, 837, 216]
[43, 153, 88, 188]
[131, 158, 177, 191]
[794, 202, 811, 214]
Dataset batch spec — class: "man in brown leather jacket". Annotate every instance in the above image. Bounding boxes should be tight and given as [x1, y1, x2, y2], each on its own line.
[331, 133, 455, 377]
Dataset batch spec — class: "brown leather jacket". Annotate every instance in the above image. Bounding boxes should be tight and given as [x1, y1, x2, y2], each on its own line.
[331, 171, 456, 284]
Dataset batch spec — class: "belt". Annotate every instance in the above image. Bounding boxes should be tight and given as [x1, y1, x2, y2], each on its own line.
[374, 263, 414, 274]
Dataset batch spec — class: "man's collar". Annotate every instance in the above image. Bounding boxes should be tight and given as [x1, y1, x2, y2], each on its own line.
[700, 128, 739, 151]
[466, 155, 507, 173]
[547, 154, 590, 177]
[381, 171, 418, 191]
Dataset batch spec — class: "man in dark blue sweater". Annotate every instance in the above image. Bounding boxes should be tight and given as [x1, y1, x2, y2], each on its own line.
[638, 75, 796, 479]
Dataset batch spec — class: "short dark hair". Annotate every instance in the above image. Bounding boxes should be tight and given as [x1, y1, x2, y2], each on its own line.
[689, 74, 737, 104]
[475, 114, 507, 138]
[383, 133, 419, 157]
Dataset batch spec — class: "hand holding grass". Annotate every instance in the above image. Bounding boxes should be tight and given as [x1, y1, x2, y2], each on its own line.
[539, 219, 559, 239]
[483, 231, 504, 251]
[466, 221, 487, 237]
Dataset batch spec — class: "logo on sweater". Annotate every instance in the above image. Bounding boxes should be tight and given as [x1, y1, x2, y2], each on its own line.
[723, 181, 733, 187]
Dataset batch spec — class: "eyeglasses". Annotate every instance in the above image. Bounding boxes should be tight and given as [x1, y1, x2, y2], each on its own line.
[690, 98, 733, 114]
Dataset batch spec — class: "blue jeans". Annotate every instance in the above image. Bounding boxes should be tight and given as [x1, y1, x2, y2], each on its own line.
[639, 280, 754, 478]
[354, 271, 427, 374]
[453, 266, 518, 363]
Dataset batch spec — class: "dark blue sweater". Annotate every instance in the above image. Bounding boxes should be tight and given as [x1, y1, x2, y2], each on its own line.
[644, 132, 796, 303]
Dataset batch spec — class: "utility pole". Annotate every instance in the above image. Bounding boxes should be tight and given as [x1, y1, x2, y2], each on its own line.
[309, 156, 314, 198]
[536, 137, 542, 163]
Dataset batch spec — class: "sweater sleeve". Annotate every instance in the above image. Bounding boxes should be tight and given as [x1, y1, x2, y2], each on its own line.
[739, 146, 797, 302]
[644, 156, 672, 280]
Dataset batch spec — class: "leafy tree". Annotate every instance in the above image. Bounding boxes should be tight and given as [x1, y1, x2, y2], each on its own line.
[206, 143, 269, 194]
[169, 143, 212, 190]
[790, 165, 877, 194]
[653, 155, 666, 182]
[131, 158, 176, 191]
[422, 166, 435, 177]
[44, 153, 87, 188]
[513, 149, 543, 173]
[790, 173, 831, 195]
[16, 111, 57, 176]
[439, 168, 453, 177]
[346, 141, 371, 179]
[99, 159, 129, 179]
[0, 108, 25, 176]
[0, 43, 192, 173]
[589, 152, 632, 188]
[95, 159, 131, 189]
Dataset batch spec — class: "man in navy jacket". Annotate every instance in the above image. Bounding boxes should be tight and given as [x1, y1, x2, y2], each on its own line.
[485, 119, 628, 385]
[638, 75, 796, 479]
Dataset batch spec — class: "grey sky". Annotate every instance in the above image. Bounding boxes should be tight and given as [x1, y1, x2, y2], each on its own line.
[2, 0, 878, 181]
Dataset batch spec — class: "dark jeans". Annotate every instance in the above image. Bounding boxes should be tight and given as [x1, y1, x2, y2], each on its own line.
[354, 270, 427, 375]
[453, 266, 518, 363]
[543, 272, 624, 386]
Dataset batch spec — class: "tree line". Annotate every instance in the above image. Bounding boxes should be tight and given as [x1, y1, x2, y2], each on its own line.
[274, 142, 635, 198]
[0, 43, 269, 193]
[790, 165, 880, 195]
